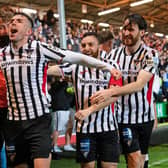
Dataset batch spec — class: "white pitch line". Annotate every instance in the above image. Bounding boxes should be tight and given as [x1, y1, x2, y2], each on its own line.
[149, 159, 168, 167]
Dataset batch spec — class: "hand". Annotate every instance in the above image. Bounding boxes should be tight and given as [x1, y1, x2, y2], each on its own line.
[90, 88, 114, 104]
[111, 68, 122, 80]
[75, 109, 90, 121]
[152, 118, 158, 131]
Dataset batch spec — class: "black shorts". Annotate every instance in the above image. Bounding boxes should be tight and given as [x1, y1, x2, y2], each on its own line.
[4, 114, 52, 166]
[119, 121, 154, 155]
[76, 131, 120, 163]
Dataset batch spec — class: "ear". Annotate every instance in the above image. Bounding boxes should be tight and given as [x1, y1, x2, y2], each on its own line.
[26, 28, 32, 36]
[140, 30, 145, 37]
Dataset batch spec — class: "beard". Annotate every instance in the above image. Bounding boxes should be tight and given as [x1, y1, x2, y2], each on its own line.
[92, 50, 99, 58]
[0, 35, 9, 48]
[122, 34, 139, 47]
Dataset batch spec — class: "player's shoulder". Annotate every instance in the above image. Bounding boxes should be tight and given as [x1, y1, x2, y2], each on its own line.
[0, 45, 10, 57]
[40, 41, 48, 47]
[40, 41, 56, 48]
[142, 43, 158, 56]
[40, 41, 62, 53]
[0, 48, 4, 57]
[108, 46, 123, 56]
[0, 48, 4, 53]
[36, 40, 49, 49]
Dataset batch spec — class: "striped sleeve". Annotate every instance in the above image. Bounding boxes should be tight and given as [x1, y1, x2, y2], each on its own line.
[59, 63, 74, 78]
[40, 42, 117, 72]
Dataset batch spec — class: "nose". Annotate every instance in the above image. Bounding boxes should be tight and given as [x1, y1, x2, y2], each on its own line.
[84, 44, 90, 51]
[12, 20, 16, 25]
[10, 19, 17, 26]
[81, 45, 90, 55]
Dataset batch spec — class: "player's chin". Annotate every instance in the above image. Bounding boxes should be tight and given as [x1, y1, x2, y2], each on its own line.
[9, 36, 16, 41]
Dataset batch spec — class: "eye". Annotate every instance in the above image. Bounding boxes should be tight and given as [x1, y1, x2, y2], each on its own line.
[88, 43, 93, 47]
[81, 43, 86, 48]
[17, 19, 22, 23]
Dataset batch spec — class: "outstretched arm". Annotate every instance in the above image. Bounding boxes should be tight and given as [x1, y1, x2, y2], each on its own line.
[42, 43, 121, 79]
[62, 52, 121, 79]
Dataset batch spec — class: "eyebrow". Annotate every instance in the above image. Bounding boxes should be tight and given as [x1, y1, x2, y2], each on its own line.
[10, 17, 24, 23]
[123, 22, 135, 30]
[0, 24, 6, 28]
[81, 42, 93, 45]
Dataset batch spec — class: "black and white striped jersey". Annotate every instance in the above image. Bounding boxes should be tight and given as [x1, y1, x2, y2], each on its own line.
[60, 62, 119, 134]
[99, 50, 107, 60]
[107, 43, 158, 124]
[0, 40, 115, 121]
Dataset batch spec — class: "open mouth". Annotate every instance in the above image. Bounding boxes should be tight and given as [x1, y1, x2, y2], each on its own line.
[83, 51, 91, 56]
[11, 29, 18, 34]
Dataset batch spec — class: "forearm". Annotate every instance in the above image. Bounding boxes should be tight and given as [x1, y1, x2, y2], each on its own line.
[75, 95, 117, 121]
[62, 50, 113, 72]
[111, 81, 143, 97]
[112, 70, 154, 97]
[89, 96, 118, 114]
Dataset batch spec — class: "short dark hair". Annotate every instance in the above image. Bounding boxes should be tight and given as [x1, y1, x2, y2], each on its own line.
[13, 12, 34, 28]
[124, 13, 147, 31]
[98, 30, 113, 44]
[81, 32, 100, 43]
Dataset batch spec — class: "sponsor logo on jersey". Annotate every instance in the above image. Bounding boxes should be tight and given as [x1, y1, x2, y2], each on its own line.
[1, 59, 33, 69]
[80, 78, 109, 86]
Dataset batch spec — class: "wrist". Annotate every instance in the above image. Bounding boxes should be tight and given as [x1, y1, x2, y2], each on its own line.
[108, 65, 114, 72]
[110, 87, 117, 97]
[89, 105, 97, 114]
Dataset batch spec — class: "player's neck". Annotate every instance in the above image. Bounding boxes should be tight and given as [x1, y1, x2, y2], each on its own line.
[12, 38, 28, 51]
[126, 40, 142, 55]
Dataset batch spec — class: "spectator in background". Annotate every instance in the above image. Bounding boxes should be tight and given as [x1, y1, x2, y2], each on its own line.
[48, 77, 76, 153]
[99, 30, 114, 60]
[162, 38, 168, 51]
[72, 37, 80, 52]
[158, 50, 168, 77]
[42, 23, 49, 38]
[110, 27, 122, 49]
[67, 33, 74, 50]
[46, 9, 56, 28]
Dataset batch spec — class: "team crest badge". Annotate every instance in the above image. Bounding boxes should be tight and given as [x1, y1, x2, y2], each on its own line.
[25, 48, 34, 58]
[133, 53, 144, 66]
